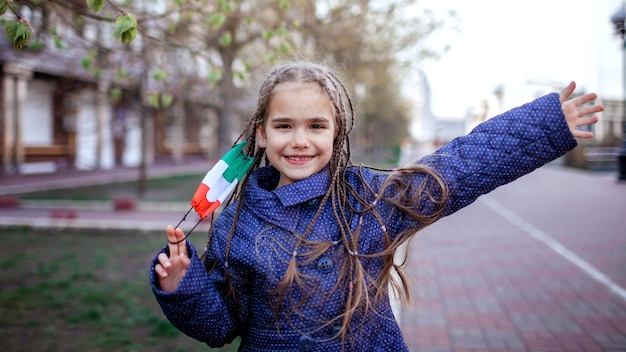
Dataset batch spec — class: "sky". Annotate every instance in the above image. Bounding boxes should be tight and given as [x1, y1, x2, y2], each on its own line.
[412, 0, 624, 118]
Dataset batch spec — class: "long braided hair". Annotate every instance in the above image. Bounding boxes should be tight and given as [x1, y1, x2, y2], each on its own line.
[203, 61, 449, 345]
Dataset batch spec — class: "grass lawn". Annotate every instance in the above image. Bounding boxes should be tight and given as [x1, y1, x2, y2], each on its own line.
[0, 227, 239, 352]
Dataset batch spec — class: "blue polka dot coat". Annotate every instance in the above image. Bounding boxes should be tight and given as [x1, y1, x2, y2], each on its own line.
[150, 93, 577, 351]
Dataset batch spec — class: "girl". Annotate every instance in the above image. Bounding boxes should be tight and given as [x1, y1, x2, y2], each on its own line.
[151, 62, 602, 351]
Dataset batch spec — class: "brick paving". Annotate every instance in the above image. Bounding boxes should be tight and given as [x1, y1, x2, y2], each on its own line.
[1, 164, 625, 351]
[398, 167, 626, 352]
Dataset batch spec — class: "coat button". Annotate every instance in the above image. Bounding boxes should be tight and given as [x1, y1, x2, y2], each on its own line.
[303, 197, 320, 209]
[317, 256, 334, 273]
[298, 334, 315, 351]
[331, 325, 342, 338]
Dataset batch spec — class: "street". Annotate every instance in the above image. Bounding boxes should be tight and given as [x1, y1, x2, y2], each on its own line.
[399, 166, 626, 351]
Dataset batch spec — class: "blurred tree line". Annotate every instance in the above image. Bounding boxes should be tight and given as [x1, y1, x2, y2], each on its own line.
[1, 0, 454, 162]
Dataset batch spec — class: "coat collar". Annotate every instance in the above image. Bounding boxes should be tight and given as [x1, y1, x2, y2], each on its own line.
[244, 165, 331, 208]
[240, 166, 331, 231]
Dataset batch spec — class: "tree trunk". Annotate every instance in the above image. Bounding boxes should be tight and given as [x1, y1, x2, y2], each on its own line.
[138, 105, 148, 197]
[217, 48, 238, 155]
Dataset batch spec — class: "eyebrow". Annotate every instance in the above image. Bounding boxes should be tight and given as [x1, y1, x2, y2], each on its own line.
[269, 116, 331, 123]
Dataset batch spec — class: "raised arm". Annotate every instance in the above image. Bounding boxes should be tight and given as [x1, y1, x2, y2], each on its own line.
[421, 86, 600, 216]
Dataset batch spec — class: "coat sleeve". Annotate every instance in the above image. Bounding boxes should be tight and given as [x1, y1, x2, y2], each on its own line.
[428, 92, 577, 215]
[149, 241, 241, 347]
[387, 92, 577, 235]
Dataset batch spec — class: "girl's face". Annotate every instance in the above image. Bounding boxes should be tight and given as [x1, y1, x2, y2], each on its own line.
[257, 82, 336, 188]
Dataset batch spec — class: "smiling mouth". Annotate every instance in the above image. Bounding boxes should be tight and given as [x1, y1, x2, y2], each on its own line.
[286, 156, 312, 162]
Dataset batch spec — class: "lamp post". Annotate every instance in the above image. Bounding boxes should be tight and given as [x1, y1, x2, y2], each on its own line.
[610, 6, 626, 181]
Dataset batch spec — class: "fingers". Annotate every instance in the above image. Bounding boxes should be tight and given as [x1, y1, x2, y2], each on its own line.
[559, 81, 576, 103]
[566, 92, 603, 123]
[159, 225, 190, 277]
[559, 82, 603, 139]
[572, 115, 600, 139]
[166, 225, 179, 256]
[154, 226, 192, 292]
[174, 227, 189, 258]
[571, 92, 599, 107]
[155, 265, 168, 279]
[166, 225, 188, 257]
[577, 104, 604, 118]
[571, 130, 594, 139]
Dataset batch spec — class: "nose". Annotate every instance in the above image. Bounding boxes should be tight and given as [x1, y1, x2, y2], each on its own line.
[291, 128, 310, 148]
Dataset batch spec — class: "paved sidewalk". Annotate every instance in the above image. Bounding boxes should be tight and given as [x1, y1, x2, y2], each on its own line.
[398, 167, 626, 352]
[0, 157, 211, 196]
[0, 158, 213, 232]
[1, 164, 625, 351]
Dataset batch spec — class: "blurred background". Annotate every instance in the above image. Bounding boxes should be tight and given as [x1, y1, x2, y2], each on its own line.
[1, 0, 623, 181]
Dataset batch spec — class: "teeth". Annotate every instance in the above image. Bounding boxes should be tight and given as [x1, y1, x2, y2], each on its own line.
[289, 156, 310, 161]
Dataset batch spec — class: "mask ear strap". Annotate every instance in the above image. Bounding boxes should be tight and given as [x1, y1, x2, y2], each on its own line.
[169, 141, 254, 245]
[168, 207, 203, 245]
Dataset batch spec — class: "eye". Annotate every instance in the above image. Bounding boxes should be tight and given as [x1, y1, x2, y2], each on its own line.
[311, 123, 327, 129]
[274, 124, 291, 129]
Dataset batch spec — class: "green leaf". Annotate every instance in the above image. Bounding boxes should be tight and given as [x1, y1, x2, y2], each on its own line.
[13, 23, 28, 40]
[161, 94, 173, 108]
[262, 29, 274, 41]
[276, 0, 290, 11]
[148, 92, 160, 108]
[86, 0, 105, 14]
[152, 69, 168, 81]
[116, 14, 137, 34]
[207, 13, 225, 30]
[74, 17, 84, 28]
[5, 20, 27, 42]
[208, 70, 221, 85]
[276, 26, 288, 37]
[81, 57, 92, 70]
[265, 53, 278, 64]
[0, 1, 8, 16]
[219, 32, 231, 47]
[217, 0, 227, 8]
[112, 14, 137, 44]
[4, 21, 18, 41]
[115, 69, 127, 79]
[110, 88, 122, 101]
[14, 30, 30, 50]
[28, 38, 43, 50]
[4, 21, 31, 50]
[278, 42, 291, 55]
[233, 71, 244, 81]
[217, 0, 232, 13]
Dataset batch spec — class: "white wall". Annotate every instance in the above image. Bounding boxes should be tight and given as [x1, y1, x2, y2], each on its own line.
[73, 88, 114, 170]
[22, 80, 54, 145]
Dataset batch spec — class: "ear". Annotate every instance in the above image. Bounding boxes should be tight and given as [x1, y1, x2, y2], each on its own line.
[257, 124, 267, 148]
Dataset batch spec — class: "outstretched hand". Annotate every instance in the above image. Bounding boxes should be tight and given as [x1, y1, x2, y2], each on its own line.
[559, 81, 603, 139]
[154, 225, 191, 292]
